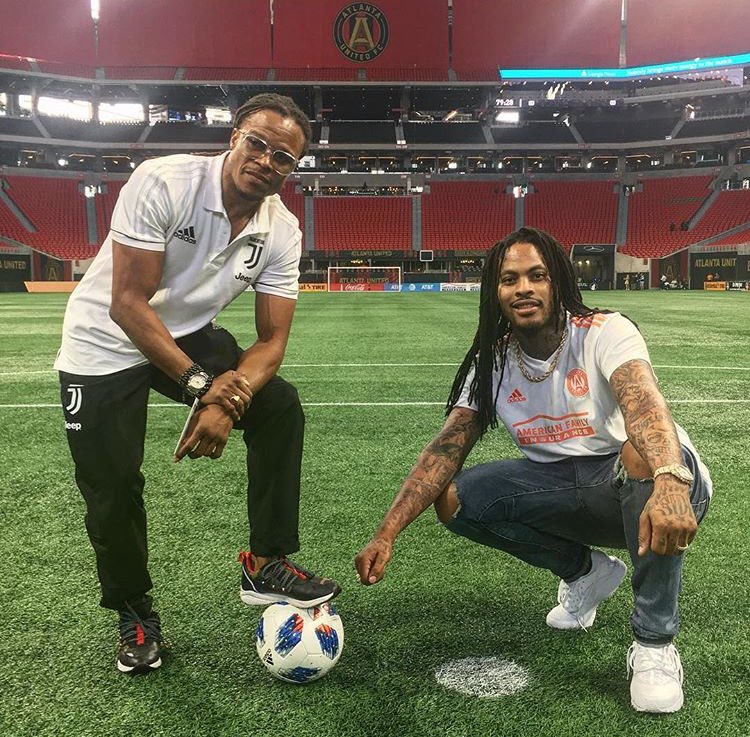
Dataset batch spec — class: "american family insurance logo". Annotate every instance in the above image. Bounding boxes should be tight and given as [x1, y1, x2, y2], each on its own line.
[513, 412, 595, 446]
[334, 4, 389, 62]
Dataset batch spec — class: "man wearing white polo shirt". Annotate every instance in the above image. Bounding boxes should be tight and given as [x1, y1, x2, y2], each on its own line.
[355, 227, 711, 714]
[56, 93, 339, 675]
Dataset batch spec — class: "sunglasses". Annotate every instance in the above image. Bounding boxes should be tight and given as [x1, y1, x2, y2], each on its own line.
[235, 130, 298, 175]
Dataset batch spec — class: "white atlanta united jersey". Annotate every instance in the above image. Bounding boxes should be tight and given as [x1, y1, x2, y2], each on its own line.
[55, 152, 301, 375]
[456, 311, 706, 471]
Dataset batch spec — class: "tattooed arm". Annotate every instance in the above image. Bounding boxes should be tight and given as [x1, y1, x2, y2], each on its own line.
[354, 407, 481, 585]
[609, 359, 698, 556]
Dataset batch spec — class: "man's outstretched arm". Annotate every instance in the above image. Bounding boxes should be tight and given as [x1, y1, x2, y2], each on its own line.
[354, 407, 481, 585]
[609, 359, 698, 556]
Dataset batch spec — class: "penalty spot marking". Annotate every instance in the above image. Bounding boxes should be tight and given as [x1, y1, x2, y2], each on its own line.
[435, 656, 530, 698]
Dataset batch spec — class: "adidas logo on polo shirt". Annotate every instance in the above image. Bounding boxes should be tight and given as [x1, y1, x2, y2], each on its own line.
[507, 388, 527, 403]
[174, 226, 196, 244]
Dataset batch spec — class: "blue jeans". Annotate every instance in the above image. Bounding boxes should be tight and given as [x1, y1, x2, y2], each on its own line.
[446, 446, 710, 644]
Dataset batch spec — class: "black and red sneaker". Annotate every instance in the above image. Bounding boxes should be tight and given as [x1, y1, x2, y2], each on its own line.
[239, 551, 341, 608]
[116, 606, 164, 674]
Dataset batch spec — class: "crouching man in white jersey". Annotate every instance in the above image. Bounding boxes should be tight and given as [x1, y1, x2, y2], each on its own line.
[56, 94, 340, 675]
[355, 227, 711, 713]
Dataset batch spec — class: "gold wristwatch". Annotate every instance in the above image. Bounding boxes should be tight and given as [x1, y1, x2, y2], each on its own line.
[653, 464, 694, 485]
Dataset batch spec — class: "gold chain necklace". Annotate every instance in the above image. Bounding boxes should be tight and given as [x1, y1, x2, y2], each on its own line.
[513, 327, 568, 383]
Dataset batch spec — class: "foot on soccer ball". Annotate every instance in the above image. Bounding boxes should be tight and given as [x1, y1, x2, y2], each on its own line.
[239, 551, 341, 608]
[627, 640, 684, 713]
[545, 549, 627, 631]
[116, 606, 164, 674]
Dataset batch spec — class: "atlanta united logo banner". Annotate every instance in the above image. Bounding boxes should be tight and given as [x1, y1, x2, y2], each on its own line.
[334, 4, 389, 62]
[273, 0, 447, 69]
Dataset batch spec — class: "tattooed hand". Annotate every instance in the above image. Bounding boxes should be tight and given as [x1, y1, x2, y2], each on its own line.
[638, 476, 698, 556]
[355, 538, 393, 585]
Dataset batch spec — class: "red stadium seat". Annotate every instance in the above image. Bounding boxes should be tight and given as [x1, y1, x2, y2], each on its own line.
[314, 197, 411, 251]
[525, 181, 618, 248]
[621, 176, 712, 257]
[1, 176, 96, 259]
[422, 182, 515, 252]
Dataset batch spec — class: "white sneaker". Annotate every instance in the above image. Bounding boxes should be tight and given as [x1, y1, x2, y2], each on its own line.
[545, 549, 627, 630]
[627, 641, 684, 713]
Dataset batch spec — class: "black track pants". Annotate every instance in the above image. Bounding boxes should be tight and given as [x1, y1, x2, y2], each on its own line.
[60, 323, 304, 612]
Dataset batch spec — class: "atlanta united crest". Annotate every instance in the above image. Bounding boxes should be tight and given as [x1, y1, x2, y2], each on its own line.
[334, 4, 389, 62]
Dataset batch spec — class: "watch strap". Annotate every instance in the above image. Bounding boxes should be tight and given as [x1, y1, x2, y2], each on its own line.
[653, 464, 694, 484]
[178, 362, 206, 390]
[179, 363, 214, 399]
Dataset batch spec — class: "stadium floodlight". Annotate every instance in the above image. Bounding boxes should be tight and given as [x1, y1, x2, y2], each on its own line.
[90, 0, 100, 21]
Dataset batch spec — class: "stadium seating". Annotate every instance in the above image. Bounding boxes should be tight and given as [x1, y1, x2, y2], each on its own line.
[279, 182, 305, 245]
[1, 173, 746, 263]
[524, 181, 618, 248]
[314, 197, 411, 251]
[687, 188, 750, 242]
[698, 227, 750, 248]
[1, 176, 95, 259]
[0, 195, 34, 244]
[94, 180, 126, 244]
[621, 176, 713, 257]
[422, 182, 515, 252]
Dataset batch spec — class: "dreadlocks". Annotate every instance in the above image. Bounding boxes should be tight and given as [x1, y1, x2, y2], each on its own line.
[446, 227, 600, 437]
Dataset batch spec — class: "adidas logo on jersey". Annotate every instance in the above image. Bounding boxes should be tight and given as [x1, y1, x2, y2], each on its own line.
[507, 388, 527, 403]
[174, 226, 196, 244]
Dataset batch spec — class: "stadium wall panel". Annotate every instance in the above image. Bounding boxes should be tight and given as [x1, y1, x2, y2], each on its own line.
[452, 0, 620, 73]
[0, 0, 95, 65]
[627, 0, 750, 66]
[97, 0, 271, 67]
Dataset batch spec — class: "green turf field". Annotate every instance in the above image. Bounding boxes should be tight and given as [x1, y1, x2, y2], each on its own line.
[1, 290, 749, 737]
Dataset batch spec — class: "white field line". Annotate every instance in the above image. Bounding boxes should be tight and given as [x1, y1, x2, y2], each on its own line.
[3, 362, 750, 377]
[4, 399, 750, 409]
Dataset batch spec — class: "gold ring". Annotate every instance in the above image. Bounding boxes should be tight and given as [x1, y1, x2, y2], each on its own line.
[230, 395, 241, 404]
[676, 544, 689, 552]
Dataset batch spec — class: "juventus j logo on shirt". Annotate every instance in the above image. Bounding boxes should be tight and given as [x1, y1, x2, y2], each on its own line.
[65, 385, 83, 414]
[244, 242, 264, 270]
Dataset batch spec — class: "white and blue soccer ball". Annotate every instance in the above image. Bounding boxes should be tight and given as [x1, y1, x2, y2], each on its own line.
[255, 602, 344, 684]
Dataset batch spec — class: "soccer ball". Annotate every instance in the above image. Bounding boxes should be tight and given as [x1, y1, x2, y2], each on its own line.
[255, 602, 344, 684]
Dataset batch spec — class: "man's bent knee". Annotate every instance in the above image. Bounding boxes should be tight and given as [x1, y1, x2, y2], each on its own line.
[434, 483, 460, 524]
[620, 440, 651, 481]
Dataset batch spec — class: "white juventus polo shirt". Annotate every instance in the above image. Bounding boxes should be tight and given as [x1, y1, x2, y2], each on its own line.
[55, 152, 301, 375]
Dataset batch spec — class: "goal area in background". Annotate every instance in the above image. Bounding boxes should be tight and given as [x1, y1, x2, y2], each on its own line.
[327, 266, 402, 292]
